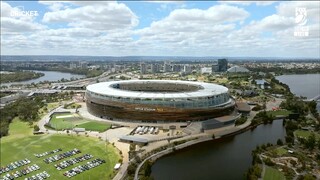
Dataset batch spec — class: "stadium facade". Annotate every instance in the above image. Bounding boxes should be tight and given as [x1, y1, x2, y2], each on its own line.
[86, 80, 235, 123]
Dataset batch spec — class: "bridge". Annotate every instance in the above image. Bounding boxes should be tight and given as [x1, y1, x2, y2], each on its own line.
[304, 94, 320, 102]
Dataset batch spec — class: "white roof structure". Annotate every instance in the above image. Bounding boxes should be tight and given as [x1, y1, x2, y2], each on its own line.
[86, 80, 228, 99]
[227, 66, 249, 73]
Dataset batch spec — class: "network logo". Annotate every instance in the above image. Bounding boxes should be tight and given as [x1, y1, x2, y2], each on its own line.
[294, 7, 309, 37]
[295, 7, 308, 26]
[10, 6, 38, 17]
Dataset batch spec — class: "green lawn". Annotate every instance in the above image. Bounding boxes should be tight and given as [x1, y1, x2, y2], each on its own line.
[76, 121, 111, 132]
[264, 166, 286, 180]
[5, 118, 33, 141]
[294, 130, 320, 139]
[275, 147, 287, 156]
[64, 103, 81, 109]
[266, 110, 292, 117]
[49, 113, 110, 132]
[1, 125, 121, 180]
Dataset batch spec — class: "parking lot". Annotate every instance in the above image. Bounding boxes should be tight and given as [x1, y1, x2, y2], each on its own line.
[1, 147, 107, 180]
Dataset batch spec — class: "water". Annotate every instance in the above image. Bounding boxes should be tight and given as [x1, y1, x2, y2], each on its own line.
[276, 74, 320, 99]
[276, 74, 320, 111]
[1, 70, 85, 87]
[151, 120, 285, 180]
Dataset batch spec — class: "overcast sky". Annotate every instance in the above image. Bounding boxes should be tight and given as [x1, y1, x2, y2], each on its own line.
[1, 1, 319, 58]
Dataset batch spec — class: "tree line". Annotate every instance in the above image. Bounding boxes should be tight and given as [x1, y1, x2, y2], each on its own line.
[0, 71, 44, 83]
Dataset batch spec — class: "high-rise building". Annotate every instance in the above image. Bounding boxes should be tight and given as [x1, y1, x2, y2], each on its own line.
[183, 65, 192, 74]
[151, 64, 160, 74]
[79, 61, 88, 69]
[70, 62, 77, 69]
[164, 63, 171, 72]
[140, 63, 147, 74]
[172, 64, 181, 72]
[218, 59, 228, 72]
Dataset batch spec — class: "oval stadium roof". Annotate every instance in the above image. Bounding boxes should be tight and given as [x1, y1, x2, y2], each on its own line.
[86, 80, 229, 99]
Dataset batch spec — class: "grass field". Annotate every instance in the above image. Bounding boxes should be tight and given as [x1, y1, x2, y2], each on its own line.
[263, 166, 286, 180]
[275, 147, 287, 156]
[76, 122, 111, 132]
[49, 113, 110, 132]
[294, 130, 320, 139]
[5, 118, 33, 141]
[1, 120, 121, 180]
[266, 110, 291, 117]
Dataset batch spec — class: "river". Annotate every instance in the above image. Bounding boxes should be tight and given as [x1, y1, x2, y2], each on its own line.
[276, 74, 320, 112]
[151, 120, 285, 180]
[1, 70, 85, 87]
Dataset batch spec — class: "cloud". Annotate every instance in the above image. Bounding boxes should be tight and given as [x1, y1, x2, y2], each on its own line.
[219, 1, 275, 6]
[42, 1, 138, 31]
[1, 1, 319, 57]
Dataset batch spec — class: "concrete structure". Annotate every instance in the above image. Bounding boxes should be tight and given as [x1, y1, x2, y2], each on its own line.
[201, 67, 212, 74]
[201, 114, 240, 130]
[86, 80, 235, 123]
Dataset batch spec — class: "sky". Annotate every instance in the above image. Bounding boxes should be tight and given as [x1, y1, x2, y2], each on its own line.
[1, 1, 319, 58]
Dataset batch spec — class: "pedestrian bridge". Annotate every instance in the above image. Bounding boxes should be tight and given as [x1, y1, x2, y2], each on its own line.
[304, 94, 320, 102]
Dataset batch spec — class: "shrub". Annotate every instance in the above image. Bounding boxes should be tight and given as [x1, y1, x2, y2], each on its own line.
[33, 125, 40, 131]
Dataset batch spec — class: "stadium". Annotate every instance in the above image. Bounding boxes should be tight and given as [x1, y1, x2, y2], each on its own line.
[86, 80, 235, 123]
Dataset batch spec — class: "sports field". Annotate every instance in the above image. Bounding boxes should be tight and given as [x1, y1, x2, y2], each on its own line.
[49, 113, 110, 132]
[1, 120, 121, 180]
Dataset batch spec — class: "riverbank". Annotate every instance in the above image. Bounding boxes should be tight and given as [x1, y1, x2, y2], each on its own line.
[0, 71, 44, 83]
[1, 70, 85, 87]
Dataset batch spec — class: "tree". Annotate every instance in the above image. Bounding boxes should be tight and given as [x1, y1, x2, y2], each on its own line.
[34, 125, 40, 132]
[305, 133, 316, 150]
[277, 139, 284, 146]
[285, 135, 294, 144]
[127, 163, 136, 175]
[144, 160, 152, 177]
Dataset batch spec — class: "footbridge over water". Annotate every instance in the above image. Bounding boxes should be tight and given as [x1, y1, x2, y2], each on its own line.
[304, 94, 320, 102]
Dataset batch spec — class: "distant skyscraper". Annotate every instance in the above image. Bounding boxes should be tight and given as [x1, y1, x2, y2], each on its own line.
[172, 64, 181, 72]
[151, 64, 159, 74]
[164, 63, 171, 72]
[140, 63, 147, 74]
[183, 65, 192, 74]
[70, 62, 77, 69]
[218, 59, 228, 72]
[79, 61, 88, 69]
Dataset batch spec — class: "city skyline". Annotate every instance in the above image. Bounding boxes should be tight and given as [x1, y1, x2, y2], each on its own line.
[1, 1, 320, 58]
